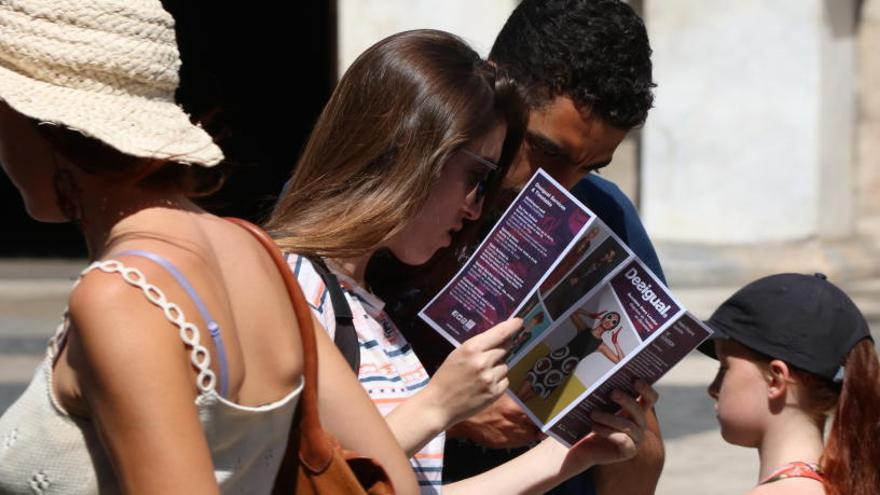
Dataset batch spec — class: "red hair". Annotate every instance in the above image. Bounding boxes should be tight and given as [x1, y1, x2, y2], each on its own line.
[738, 338, 879, 494]
[819, 340, 880, 495]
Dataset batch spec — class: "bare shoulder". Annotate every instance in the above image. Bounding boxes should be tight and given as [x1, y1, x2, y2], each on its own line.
[63, 259, 219, 491]
[67, 262, 192, 376]
[746, 479, 826, 495]
[68, 261, 180, 332]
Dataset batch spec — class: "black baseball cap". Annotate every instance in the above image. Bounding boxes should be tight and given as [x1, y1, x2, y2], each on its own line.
[699, 273, 872, 382]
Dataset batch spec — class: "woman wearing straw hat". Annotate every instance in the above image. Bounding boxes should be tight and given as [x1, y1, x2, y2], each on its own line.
[0, 1, 417, 493]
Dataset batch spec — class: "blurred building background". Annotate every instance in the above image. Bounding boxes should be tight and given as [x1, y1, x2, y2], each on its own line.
[5, 0, 876, 284]
[338, 0, 880, 287]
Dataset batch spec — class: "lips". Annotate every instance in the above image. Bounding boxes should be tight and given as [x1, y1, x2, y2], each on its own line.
[441, 224, 463, 248]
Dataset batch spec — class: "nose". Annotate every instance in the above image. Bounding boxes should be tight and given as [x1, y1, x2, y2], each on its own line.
[462, 193, 483, 221]
[707, 373, 721, 400]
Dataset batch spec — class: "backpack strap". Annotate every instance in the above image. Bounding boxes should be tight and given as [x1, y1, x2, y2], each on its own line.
[304, 255, 361, 374]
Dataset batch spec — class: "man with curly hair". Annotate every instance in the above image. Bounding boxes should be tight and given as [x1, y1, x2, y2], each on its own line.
[493, 0, 663, 282]
[443, 1, 665, 494]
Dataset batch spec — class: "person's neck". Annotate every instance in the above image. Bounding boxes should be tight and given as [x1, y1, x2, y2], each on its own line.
[326, 252, 375, 288]
[756, 409, 825, 482]
[80, 186, 201, 260]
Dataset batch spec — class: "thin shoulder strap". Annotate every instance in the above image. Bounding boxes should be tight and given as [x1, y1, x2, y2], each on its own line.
[114, 249, 230, 398]
[304, 255, 360, 373]
[760, 461, 824, 484]
[81, 259, 218, 394]
[223, 217, 335, 478]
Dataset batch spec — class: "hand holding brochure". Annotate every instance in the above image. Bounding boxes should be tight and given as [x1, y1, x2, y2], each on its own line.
[419, 170, 712, 447]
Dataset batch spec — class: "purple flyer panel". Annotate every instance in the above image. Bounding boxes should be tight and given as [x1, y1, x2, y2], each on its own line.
[548, 313, 712, 446]
[421, 172, 590, 343]
[610, 261, 681, 340]
[541, 236, 627, 320]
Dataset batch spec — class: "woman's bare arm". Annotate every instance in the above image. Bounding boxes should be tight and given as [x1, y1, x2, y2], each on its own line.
[444, 381, 659, 495]
[384, 319, 518, 457]
[597, 343, 621, 364]
[67, 273, 221, 494]
[313, 316, 419, 495]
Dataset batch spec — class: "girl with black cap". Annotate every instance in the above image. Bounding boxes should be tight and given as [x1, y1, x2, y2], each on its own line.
[704, 273, 880, 495]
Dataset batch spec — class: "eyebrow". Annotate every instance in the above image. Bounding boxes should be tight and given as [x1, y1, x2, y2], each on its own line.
[528, 132, 613, 173]
[526, 131, 571, 162]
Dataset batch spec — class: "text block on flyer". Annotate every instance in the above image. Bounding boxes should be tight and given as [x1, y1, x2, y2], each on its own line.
[421, 171, 591, 344]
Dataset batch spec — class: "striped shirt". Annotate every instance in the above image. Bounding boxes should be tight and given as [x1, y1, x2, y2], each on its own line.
[286, 254, 444, 493]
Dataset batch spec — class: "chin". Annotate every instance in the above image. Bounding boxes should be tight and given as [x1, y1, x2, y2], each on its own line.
[389, 246, 438, 267]
[396, 253, 434, 267]
[25, 203, 69, 223]
[718, 423, 761, 448]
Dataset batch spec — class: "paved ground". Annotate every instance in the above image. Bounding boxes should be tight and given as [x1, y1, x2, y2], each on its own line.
[1, 258, 877, 494]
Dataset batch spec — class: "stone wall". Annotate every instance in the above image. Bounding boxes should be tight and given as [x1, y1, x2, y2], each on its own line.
[858, 0, 880, 213]
[337, 0, 517, 74]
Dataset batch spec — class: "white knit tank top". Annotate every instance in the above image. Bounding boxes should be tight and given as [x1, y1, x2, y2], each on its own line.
[0, 258, 302, 494]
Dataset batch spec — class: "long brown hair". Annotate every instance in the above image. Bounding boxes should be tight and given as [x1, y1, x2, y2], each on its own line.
[266, 29, 527, 259]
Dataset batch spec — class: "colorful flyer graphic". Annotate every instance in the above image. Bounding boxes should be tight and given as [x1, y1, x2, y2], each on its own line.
[508, 284, 638, 424]
[548, 313, 712, 446]
[540, 235, 627, 320]
[420, 171, 590, 344]
[417, 169, 713, 447]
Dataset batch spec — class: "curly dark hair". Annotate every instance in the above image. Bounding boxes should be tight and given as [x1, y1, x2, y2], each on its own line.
[489, 0, 655, 129]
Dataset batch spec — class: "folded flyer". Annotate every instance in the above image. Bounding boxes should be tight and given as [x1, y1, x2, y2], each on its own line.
[419, 169, 712, 447]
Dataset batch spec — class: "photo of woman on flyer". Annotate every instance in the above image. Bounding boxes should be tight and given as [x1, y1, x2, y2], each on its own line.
[515, 310, 624, 402]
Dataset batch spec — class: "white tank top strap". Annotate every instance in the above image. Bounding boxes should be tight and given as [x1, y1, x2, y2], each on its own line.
[46, 314, 71, 363]
[73, 258, 219, 394]
[46, 268, 86, 362]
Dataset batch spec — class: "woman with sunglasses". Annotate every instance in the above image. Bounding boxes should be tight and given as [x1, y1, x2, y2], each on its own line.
[267, 29, 657, 494]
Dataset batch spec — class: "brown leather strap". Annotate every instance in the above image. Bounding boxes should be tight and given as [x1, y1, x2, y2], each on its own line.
[224, 218, 333, 471]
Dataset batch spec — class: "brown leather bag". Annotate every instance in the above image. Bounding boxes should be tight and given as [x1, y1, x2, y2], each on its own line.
[225, 218, 395, 495]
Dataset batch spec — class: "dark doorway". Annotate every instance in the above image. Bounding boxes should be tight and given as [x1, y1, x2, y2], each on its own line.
[1, 2, 337, 257]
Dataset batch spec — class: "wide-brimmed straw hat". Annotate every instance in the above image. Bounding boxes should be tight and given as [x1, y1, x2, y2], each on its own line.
[0, 0, 224, 166]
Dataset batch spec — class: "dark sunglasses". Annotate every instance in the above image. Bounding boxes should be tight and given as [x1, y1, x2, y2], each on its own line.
[461, 149, 500, 201]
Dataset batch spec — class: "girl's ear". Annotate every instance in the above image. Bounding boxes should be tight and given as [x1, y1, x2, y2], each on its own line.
[766, 359, 792, 400]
